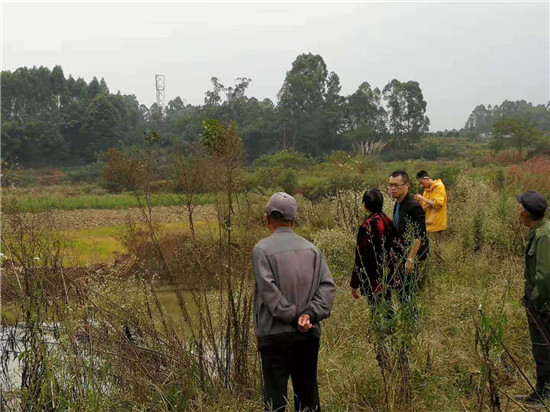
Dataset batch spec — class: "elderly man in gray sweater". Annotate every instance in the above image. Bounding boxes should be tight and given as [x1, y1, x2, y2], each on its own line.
[253, 192, 335, 412]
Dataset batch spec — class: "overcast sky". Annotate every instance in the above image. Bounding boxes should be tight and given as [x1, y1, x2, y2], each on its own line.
[2, 1, 549, 131]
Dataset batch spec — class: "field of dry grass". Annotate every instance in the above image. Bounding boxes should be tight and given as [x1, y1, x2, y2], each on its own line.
[2, 155, 549, 411]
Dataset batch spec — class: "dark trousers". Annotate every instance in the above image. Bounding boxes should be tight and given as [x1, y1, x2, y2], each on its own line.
[526, 301, 550, 392]
[259, 338, 320, 412]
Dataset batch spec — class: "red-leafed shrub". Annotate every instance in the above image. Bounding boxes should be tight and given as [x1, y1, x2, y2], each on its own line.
[507, 155, 550, 196]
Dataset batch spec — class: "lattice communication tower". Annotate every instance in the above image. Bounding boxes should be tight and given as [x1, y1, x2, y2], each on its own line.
[155, 75, 165, 108]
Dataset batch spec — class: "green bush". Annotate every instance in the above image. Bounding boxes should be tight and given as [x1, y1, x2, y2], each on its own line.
[243, 168, 297, 194]
[279, 169, 298, 194]
[254, 149, 311, 170]
[295, 175, 332, 201]
[243, 170, 266, 192]
[419, 139, 440, 160]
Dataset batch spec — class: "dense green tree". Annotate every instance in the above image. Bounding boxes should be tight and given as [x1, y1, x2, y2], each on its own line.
[202, 76, 252, 121]
[277, 53, 327, 152]
[68, 76, 89, 101]
[465, 104, 494, 137]
[1, 66, 57, 121]
[199, 77, 281, 157]
[1, 71, 15, 120]
[204, 77, 224, 107]
[1, 119, 68, 164]
[167, 96, 185, 116]
[277, 53, 346, 154]
[24, 121, 69, 162]
[99, 78, 110, 95]
[238, 97, 281, 158]
[1, 120, 25, 159]
[318, 71, 346, 152]
[382, 79, 429, 149]
[343, 82, 388, 145]
[50, 65, 69, 107]
[148, 102, 165, 136]
[88, 77, 102, 100]
[491, 117, 543, 155]
[78, 94, 123, 161]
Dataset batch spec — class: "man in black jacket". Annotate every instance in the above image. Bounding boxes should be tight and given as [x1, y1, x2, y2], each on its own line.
[388, 170, 429, 313]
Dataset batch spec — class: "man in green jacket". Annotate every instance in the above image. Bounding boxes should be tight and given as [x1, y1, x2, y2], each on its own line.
[515, 191, 550, 404]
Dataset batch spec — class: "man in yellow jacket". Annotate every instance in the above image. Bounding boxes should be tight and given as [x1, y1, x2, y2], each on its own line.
[414, 170, 448, 236]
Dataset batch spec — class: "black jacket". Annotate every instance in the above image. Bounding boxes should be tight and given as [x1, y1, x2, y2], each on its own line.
[393, 192, 429, 261]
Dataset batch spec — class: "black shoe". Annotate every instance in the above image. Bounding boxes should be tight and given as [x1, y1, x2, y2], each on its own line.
[514, 391, 549, 403]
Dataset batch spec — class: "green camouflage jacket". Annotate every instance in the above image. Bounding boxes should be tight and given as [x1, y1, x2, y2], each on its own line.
[525, 219, 550, 312]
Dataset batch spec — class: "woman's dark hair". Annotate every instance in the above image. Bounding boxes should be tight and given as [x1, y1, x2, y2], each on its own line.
[362, 188, 384, 213]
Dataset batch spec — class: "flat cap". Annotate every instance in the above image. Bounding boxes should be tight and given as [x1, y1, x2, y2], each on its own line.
[516, 191, 548, 218]
[266, 192, 297, 221]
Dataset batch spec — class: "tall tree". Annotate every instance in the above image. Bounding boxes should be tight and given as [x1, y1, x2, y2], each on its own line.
[278, 53, 340, 154]
[203, 76, 252, 121]
[199, 76, 281, 157]
[24, 121, 69, 162]
[88, 77, 102, 100]
[343, 81, 388, 145]
[78, 94, 122, 161]
[382, 79, 429, 150]
[237, 97, 281, 158]
[50, 65, 69, 107]
[319, 71, 346, 152]
[167, 96, 185, 116]
[464, 104, 494, 138]
[491, 117, 543, 156]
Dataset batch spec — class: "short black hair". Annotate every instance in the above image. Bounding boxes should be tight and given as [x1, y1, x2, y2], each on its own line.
[521, 204, 545, 221]
[268, 210, 294, 222]
[362, 188, 384, 213]
[416, 170, 430, 179]
[390, 170, 409, 185]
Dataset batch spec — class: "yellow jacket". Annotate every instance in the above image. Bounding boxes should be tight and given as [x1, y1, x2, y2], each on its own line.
[421, 179, 447, 232]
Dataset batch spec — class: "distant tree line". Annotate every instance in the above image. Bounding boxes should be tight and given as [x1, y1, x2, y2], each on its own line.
[1, 53, 432, 165]
[464, 100, 550, 138]
[3, 53, 549, 167]
[1, 66, 145, 164]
